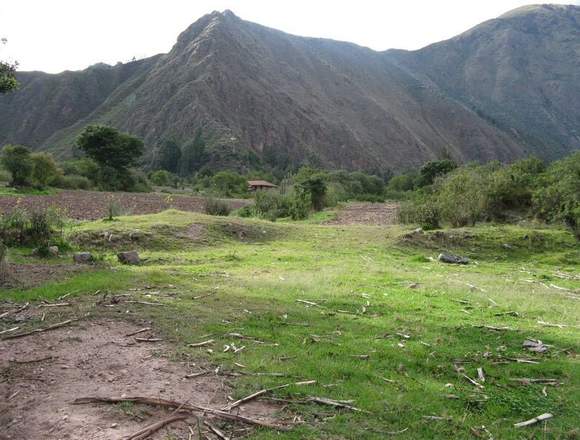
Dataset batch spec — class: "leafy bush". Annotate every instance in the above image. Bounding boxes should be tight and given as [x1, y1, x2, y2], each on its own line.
[533, 152, 580, 240]
[399, 200, 440, 230]
[418, 159, 457, 187]
[0, 208, 68, 251]
[204, 197, 231, 216]
[31, 152, 63, 188]
[54, 174, 92, 190]
[253, 191, 291, 221]
[436, 167, 488, 227]
[1, 145, 33, 187]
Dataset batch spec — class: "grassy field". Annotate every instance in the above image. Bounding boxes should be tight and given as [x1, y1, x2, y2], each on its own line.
[2, 209, 579, 439]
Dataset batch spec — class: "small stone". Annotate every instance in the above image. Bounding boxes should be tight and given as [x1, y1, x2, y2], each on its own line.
[73, 252, 94, 264]
[117, 251, 140, 265]
[438, 253, 470, 265]
[110, 423, 118, 429]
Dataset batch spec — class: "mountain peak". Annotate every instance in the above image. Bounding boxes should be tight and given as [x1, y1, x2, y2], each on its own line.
[500, 3, 578, 19]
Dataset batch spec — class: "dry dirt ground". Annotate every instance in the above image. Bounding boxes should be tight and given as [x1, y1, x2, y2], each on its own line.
[2, 263, 90, 289]
[0, 319, 281, 440]
[0, 191, 250, 220]
[325, 202, 399, 226]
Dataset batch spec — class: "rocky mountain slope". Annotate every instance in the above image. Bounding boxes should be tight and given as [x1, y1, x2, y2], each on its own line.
[1, 5, 578, 171]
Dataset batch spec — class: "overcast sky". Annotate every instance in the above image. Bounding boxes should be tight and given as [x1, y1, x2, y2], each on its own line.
[1, 1, 579, 73]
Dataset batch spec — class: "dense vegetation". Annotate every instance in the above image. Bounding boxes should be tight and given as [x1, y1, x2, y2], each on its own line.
[397, 154, 580, 240]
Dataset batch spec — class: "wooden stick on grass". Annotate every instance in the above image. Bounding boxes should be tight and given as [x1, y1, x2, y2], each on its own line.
[72, 396, 289, 430]
[2, 320, 74, 340]
[125, 414, 188, 440]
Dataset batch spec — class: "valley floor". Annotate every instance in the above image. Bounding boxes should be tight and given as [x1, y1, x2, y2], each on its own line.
[1, 206, 579, 439]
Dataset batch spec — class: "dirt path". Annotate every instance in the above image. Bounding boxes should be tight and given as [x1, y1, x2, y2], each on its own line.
[325, 202, 399, 226]
[0, 190, 250, 220]
[0, 319, 279, 440]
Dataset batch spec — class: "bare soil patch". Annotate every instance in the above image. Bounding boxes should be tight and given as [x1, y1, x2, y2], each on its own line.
[0, 190, 251, 220]
[325, 202, 399, 226]
[0, 319, 280, 440]
[1, 263, 89, 289]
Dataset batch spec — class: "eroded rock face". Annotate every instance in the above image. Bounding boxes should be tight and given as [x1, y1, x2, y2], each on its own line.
[117, 251, 140, 265]
[73, 252, 94, 264]
[3, 7, 579, 169]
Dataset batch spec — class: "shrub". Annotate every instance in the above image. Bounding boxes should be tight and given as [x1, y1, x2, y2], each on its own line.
[31, 152, 62, 188]
[204, 197, 231, 216]
[54, 174, 92, 190]
[1, 145, 33, 187]
[253, 190, 291, 221]
[297, 173, 327, 211]
[150, 170, 176, 187]
[418, 159, 457, 187]
[399, 199, 440, 230]
[0, 168, 11, 183]
[436, 167, 488, 227]
[288, 190, 311, 220]
[0, 208, 67, 251]
[533, 152, 580, 240]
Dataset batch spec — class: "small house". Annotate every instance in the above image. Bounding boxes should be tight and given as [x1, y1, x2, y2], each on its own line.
[247, 180, 277, 191]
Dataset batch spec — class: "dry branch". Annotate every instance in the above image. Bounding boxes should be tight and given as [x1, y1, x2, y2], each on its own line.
[125, 327, 152, 337]
[72, 396, 288, 430]
[125, 414, 188, 440]
[1, 319, 74, 340]
[514, 413, 553, 428]
[188, 339, 214, 348]
[223, 380, 315, 411]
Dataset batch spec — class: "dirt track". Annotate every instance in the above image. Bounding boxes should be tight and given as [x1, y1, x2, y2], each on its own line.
[325, 202, 399, 226]
[0, 190, 250, 220]
[0, 319, 280, 440]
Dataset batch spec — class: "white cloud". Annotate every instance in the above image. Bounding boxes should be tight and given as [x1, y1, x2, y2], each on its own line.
[1, 0, 578, 73]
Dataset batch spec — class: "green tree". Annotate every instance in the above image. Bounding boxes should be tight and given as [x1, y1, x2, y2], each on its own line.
[0, 38, 18, 94]
[436, 167, 487, 227]
[156, 139, 181, 173]
[419, 159, 457, 187]
[1, 145, 33, 187]
[297, 173, 327, 211]
[534, 152, 580, 240]
[180, 130, 208, 176]
[31, 153, 62, 188]
[210, 171, 247, 197]
[76, 125, 144, 191]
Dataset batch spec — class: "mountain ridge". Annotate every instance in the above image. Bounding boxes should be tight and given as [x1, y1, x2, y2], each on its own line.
[1, 5, 579, 171]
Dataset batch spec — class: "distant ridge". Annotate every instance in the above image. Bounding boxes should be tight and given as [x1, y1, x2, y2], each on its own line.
[1, 5, 579, 171]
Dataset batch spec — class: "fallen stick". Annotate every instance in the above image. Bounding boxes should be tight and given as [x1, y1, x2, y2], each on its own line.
[188, 339, 214, 348]
[135, 337, 163, 343]
[125, 414, 189, 440]
[72, 396, 288, 430]
[509, 378, 559, 385]
[125, 301, 165, 306]
[0, 327, 19, 335]
[474, 325, 512, 331]
[10, 356, 54, 364]
[185, 371, 210, 379]
[462, 374, 484, 389]
[204, 420, 230, 440]
[224, 380, 316, 411]
[125, 327, 152, 337]
[1, 319, 74, 340]
[193, 292, 217, 300]
[537, 320, 568, 329]
[39, 303, 71, 308]
[514, 413, 553, 428]
[307, 396, 367, 413]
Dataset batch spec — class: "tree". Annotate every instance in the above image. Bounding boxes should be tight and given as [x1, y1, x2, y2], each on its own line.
[1, 145, 33, 187]
[297, 173, 327, 211]
[534, 152, 580, 240]
[419, 159, 457, 187]
[0, 38, 18, 94]
[156, 139, 181, 173]
[31, 153, 62, 188]
[180, 130, 208, 176]
[436, 167, 487, 227]
[76, 126, 144, 190]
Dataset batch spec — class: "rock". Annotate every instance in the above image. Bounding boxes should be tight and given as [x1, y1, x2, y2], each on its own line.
[438, 253, 470, 265]
[117, 251, 140, 265]
[73, 252, 94, 264]
[48, 246, 59, 257]
[522, 339, 549, 353]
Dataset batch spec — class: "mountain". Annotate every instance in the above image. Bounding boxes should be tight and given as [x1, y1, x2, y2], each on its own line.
[390, 4, 580, 161]
[0, 5, 579, 171]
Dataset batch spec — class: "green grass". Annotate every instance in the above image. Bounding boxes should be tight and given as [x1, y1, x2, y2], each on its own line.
[0, 186, 57, 196]
[2, 210, 579, 439]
